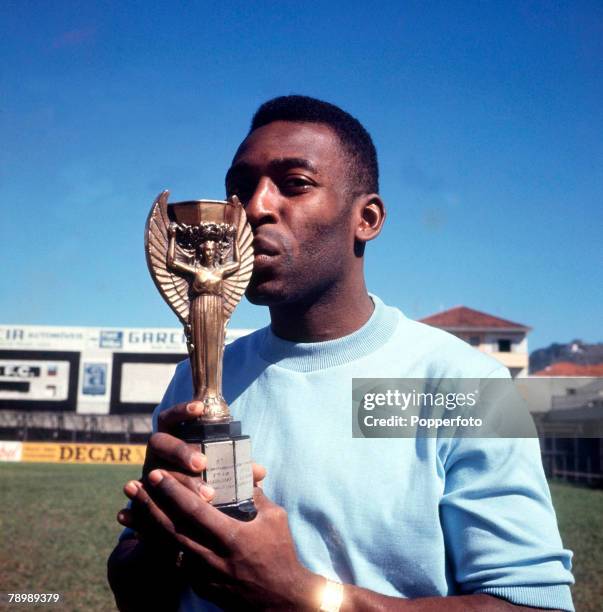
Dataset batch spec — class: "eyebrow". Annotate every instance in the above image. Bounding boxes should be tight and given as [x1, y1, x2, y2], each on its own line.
[225, 157, 319, 186]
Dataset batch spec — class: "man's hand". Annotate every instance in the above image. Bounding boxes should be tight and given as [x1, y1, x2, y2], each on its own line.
[117, 400, 266, 543]
[116, 460, 266, 543]
[108, 400, 267, 611]
[121, 469, 322, 611]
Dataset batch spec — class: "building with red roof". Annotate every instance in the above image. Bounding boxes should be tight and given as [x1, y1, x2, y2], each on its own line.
[419, 306, 531, 377]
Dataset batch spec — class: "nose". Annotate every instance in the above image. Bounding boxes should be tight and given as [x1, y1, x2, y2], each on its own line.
[244, 177, 279, 229]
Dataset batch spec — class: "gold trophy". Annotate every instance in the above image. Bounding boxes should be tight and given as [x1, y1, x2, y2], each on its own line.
[145, 191, 256, 520]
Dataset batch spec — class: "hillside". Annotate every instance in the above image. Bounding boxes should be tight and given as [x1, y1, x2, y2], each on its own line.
[529, 340, 603, 374]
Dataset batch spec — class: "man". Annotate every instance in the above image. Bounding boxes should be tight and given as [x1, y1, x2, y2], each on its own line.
[108, 96, 574, 611]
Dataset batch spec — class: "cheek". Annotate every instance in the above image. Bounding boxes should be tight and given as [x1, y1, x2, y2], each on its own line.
[275, 202, 354, 278]
[305, 217, 354, 260]
[289, 227, 351, 281]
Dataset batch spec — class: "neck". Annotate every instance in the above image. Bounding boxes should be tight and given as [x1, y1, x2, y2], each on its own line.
[269, 276, 374, 342]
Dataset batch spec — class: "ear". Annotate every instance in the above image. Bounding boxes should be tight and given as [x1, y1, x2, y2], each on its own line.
[354, 194, 386, 243]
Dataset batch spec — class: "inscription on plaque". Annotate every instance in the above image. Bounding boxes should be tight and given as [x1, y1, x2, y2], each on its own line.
[235, 438, 253, 500]
[204, 441, 236, 504]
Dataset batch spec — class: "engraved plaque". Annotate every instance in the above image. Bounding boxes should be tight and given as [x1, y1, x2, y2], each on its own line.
[234, 438, 253, 501]
[204, 440, 237, 505]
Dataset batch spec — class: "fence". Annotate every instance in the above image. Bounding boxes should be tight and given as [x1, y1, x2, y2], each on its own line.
[0, 409, 151, 444]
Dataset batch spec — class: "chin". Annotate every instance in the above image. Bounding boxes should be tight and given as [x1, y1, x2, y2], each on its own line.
[245, 288, 287, 307]
[245, 278, 292, 306]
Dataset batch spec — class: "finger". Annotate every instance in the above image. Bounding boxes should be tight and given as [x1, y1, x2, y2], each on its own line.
[157, 401, 206, 432]
[127, 482, 180, 548]
[147, 432, 206, 474]
[147, 469, 233, 537]
[252, 462, 266, 486]
[179, 542, 229, 579]
[117, 508, 134, 528]
[252, 485, 270, 509]
[169, 471, 215, 501]
[124, 479, 143, 499]
[251, 486, 281, 514]
[128, 479, 213, 557]
[131, 479, 229, 571]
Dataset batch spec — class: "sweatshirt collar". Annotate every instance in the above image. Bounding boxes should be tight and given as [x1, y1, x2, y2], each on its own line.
[257, 294, 400, 372]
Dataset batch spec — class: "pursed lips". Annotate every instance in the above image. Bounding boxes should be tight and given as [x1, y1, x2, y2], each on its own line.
[251, 235, 283, 272]
[252, 235, 281, 257]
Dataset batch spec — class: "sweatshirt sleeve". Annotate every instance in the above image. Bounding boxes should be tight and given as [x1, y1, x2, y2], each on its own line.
[440, 435, 574, 610]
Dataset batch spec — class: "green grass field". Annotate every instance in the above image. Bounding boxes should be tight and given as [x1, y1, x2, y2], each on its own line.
[0, 464, 601, 611]
[0, 463, 139, 611]
[548, 481, 603, 612]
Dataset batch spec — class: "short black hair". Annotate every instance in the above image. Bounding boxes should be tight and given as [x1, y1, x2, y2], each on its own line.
[249, 95, 379, 195]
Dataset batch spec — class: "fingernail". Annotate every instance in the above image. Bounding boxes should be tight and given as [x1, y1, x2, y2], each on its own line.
[186, 402, 203, 415]
[190, 453, 205, 471]
[200, 483, 215, 500]
[148, 469, 164, 485]
[124, 481, 139, 496]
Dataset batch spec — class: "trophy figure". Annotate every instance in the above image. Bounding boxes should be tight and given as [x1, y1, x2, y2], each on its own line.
[145, 190, 256, 520]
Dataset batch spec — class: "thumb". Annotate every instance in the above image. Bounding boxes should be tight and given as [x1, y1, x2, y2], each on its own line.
[252, 462, 267, 487]
[252, 485, 273, 509]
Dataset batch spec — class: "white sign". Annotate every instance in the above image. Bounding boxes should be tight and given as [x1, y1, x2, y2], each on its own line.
[120, 362, 179, 404]
[0, 325, 253, 353]
[0, 360, 70, 401]
[0, 441, 23, 462]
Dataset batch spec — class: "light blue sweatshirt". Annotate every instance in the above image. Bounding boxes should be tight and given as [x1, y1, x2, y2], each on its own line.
[154, 295, 574, 611]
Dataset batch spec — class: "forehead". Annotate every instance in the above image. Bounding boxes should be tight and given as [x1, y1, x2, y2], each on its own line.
[231, 121, 346, 171]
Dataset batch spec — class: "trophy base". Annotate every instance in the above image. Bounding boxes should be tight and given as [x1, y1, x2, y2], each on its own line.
[215, 498, 258, 521]
[178, 419, 257, 522]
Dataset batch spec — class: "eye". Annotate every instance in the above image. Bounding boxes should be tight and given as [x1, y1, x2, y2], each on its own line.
[281, 175, 314, 194]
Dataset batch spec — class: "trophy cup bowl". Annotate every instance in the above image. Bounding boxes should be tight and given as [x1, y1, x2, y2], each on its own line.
[145, 191, 256, 520]
[169, 199, 239, 226]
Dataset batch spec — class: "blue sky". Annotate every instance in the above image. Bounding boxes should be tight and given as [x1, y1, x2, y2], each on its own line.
[2, 1, 601, 351]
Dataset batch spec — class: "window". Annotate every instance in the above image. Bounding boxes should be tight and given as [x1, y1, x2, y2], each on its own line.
[468, 336, 480, 346]
[497, 339, 511, 352]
